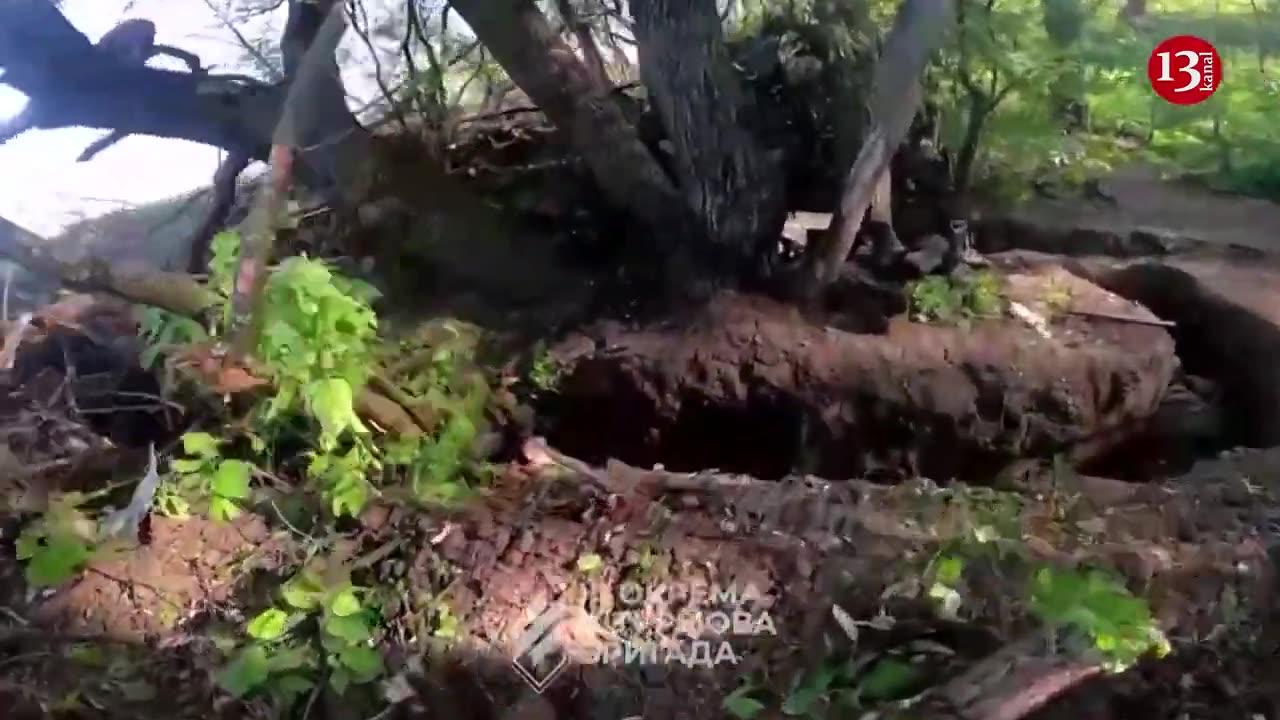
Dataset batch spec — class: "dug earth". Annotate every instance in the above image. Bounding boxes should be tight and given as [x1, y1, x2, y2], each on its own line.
[546, 259, 1178, 482]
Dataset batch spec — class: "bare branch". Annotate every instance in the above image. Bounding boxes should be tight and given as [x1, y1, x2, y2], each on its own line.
[805, 0, 957, 287]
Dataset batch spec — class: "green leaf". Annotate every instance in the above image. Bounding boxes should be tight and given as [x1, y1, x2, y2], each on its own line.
[169, 458, 207, 475]
[209, 496, 242, 523]
[246, 608, 291, 641]
[273, 673, 314, 698]
[265, 644, 313, 672]
[328, 588, 362, 617]
[306, 378, 359, 444]
[14, 527, 42, 560]
[782, 665, 837, 716]
[323, 613, 372, 644]
[339, 644, 383, 683]
[576, 553, 603, 574]
[281, 573, 325, 611]
[216, 645, 271, 699]
[723, 685, 765, 719]
[211, 460, 252, 500]
[26, 536, 91, 587]
[857, 657, 921, 701]
[181, 432, 221, 459]
[328, 667, 351, 696]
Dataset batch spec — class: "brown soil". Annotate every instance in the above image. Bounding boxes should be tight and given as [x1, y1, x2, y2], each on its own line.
[549, 275, 1175, 483]
[2, 171, 1280, 720]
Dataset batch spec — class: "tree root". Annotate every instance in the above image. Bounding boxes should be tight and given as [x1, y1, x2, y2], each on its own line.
[0, 236, 434, 438]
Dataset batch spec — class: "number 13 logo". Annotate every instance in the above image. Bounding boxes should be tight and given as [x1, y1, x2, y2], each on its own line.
[1148, 35, 1221, 105]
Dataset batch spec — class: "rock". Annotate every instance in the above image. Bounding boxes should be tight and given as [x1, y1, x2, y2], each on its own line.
[550, 281, 1176, 483]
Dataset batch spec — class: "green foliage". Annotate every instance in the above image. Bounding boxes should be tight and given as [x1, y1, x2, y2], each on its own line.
[528, 345, 562, 392]
[908, 270, 1005, 324]
[170, 432, 255, 523]
[1029, 565, 1172, 672]
[925, 0, 1280, 201]
[216, 562, 386, 704]
[139, 308, 208, 369]
[920, 486, 1168, 673]
[15, 493, 96, 587]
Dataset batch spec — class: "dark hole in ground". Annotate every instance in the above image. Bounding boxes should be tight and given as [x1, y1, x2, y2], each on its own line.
[12, 327, 182, 449]
[1079, 262, 1280, 481]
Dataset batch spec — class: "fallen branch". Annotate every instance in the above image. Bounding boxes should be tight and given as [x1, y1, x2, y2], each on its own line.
[916, 633, 1103, 720]
[1066, 308, 1175, 328]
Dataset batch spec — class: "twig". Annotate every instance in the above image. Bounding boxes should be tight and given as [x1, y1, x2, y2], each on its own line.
[1067, 308, 1175, 328]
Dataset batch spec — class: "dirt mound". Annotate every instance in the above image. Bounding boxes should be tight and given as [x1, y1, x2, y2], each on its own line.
[548, 271, 1176, 482]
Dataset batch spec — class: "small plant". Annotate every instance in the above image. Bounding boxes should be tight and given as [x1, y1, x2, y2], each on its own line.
[216, 560, 386, 704]
[528, 346, 562, 392]
[139, 308, 208, 369]
[15, 492, 97, 587]
[1029, 565, 1171, 672]
[908, 270, 1005, 324]
[170, 431, 256, 523]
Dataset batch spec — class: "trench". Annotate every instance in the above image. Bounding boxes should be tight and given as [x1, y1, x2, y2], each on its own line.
[1078, 261, 1280, 480]
[540, 252, 1280, 486]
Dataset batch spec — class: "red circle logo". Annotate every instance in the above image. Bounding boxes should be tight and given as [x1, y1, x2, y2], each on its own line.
[1148, 35, 1222, 105]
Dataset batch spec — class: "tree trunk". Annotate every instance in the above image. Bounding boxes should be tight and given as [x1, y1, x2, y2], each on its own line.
[630, 0, 787, 278]
[0, 0, 513, 284]
[554, 0, 612, 90]
[448, 0, 688, 244]
[806, 0, 956, 286]
[953, 93, 990, 195]
[277, 0, 371, 205]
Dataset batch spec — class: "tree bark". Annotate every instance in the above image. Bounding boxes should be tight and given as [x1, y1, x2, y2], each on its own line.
[554, 0, 612, 90]
[806, 0, 956, 286]
[630, 0, 787, 278]
[448, 0, 689, 244]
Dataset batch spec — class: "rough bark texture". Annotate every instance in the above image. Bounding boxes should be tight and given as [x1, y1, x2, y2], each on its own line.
[631, 0, 788, 273]
[449, 0, 686, 239]
[0, 1, 278, 159]
[549, 269, 1177, 482]
[808, 0, 956, 285]
[0, 0, 367, 207]
[554, 0, 611, 90]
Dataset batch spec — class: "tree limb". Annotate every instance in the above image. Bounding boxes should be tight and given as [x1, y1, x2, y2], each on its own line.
[449, 0, 686, 240]
[805, 0, 957, 286]
[75, 129, 128, 162]
[187, 150, 253, 274]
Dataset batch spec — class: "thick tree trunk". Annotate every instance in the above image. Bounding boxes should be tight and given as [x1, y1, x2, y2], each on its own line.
[630, 0, 788, 278]
[806, 0, 956, 286]
[449, 0, 688, 243]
